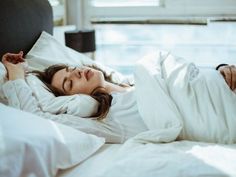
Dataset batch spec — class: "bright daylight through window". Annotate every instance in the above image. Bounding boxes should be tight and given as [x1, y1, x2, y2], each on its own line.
[91, 0, 161, 7]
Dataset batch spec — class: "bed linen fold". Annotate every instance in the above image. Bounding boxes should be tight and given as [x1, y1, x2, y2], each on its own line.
[133, 51, 236, 144]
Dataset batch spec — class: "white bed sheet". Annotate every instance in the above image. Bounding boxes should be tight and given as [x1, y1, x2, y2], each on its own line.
[56, 144, 121, 177]
[56, 141, 236, 177]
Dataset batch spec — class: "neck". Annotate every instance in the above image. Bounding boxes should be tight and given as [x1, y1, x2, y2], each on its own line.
[104, 81, 128, 94]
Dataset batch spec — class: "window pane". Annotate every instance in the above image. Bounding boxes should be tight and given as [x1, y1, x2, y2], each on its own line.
[48, 0, 60, 6]
[91, 0, 161, 7]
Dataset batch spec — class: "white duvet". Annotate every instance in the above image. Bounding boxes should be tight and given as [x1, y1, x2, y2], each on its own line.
[133, 51, 236, 144]
[91, 52, 236, 177]
[96, 141, 236, 177]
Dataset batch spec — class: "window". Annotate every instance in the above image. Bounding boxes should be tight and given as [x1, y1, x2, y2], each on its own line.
[87, 0, 165, 22]
[48, 0, 60, 6]
[90, 0, 161, 7]
[49, 0, 66, 26]
[85, 0, 236, 23]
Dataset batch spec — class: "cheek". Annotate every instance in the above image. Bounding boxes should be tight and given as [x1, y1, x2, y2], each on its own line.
[95, 71, 105, 84]
[73, 82, 86, 93]
[93, 75, 104, 88]
[71, 73, 104, 95]
[72, 81, 95, 95]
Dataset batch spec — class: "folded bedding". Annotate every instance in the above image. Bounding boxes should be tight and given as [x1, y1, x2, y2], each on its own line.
[134, 51, 236, 144]
[57, 144, 122, 177]
[0, 103, 105, 177]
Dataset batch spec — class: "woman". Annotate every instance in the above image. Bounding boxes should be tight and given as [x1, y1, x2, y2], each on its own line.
[2, 51, 148, 143]
[2, 51, 236, 143]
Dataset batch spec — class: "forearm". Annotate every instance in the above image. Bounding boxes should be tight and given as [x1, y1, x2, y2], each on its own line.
[1, 53, 75, 123]
[2, 79, 67, 123]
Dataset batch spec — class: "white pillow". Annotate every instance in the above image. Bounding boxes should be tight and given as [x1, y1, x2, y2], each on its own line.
[0, 103, 105, 177]
[26, 31, 126, 83]
[24, 31, 131, 118]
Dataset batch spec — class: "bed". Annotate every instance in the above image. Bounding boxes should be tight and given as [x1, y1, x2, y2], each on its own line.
[1, 1, 236, 177]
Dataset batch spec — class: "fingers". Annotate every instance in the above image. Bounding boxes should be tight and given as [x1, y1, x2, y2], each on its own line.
[220, 66, 231, 88]
[2, 57, 15, 69]
[230, 65, 236, 90]
[219, 65, 236, 91]
[2, 51, 25, 64]
[19, 51, 23, 56]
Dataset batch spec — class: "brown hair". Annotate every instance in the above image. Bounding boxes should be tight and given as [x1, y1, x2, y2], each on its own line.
[31, 64, 128, 120]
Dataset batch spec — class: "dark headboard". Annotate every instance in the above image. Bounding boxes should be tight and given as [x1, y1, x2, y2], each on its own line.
[0, 0, 53, 59]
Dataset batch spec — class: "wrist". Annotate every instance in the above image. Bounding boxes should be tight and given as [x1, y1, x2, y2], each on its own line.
[8, 73, 25, 81]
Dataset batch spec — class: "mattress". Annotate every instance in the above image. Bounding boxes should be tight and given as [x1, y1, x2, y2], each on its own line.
[56, 141, 236, 177]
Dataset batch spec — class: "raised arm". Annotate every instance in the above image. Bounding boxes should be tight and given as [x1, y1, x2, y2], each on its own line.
[1, 52, 66, 122]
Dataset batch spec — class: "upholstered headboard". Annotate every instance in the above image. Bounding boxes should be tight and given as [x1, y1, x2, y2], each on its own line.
[0, 0, 53, 59]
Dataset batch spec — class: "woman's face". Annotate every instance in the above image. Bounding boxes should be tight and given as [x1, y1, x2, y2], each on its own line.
[51, 66, 105, 95]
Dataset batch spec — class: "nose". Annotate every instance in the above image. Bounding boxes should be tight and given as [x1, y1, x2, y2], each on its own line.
[69, 68, 81, 80]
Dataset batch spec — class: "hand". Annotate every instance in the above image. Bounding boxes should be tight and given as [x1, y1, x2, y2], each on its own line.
[2, 51, 27, 81]
[2, 51, 25, 64]
[219, 65, 236, 91]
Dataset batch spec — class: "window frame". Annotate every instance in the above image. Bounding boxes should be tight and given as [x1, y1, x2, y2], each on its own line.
[85, 0, 236, 22]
